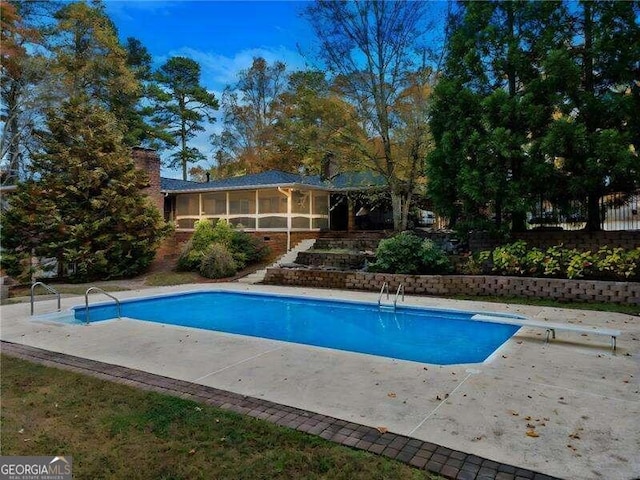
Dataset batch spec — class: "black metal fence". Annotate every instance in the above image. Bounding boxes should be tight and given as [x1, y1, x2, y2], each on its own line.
[527, 191, 640, 231]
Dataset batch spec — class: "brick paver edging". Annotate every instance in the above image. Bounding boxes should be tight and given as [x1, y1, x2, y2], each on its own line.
[1, 341, 558, 480]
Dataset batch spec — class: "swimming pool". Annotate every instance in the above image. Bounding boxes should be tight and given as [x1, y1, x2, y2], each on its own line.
[74, 291, 522, 365]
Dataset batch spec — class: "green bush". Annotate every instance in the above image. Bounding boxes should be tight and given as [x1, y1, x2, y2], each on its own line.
[464, 242, 639, 281]
[177, 219, 270, 275]
[368, 232, 452, 274]
[230, 230, 270, 269]
[419, 239, 454, 274]
[199, 243, 237, 279]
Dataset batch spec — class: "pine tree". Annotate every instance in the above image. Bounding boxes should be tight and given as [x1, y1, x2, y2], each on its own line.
[1, 98, 170, 282]
[151, 56, 218, 180]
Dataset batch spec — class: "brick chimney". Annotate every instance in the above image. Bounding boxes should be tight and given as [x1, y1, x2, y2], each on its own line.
[131, 147, 163, 214]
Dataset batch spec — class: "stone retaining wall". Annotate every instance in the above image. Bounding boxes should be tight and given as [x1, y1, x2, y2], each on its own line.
[313, 238, 380, 251]
[263, 268, 640, 305]
[295, 251, 370, 270]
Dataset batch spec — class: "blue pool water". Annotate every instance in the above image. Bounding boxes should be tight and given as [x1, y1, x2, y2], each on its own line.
[74, 291, 521, 365]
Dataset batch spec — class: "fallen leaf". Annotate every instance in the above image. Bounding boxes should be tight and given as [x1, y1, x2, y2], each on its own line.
[376, 426, 388, 434]
[526, 430, 540, 438]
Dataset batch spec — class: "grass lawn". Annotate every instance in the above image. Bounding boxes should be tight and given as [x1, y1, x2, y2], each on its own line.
[0, 355, 438, 480]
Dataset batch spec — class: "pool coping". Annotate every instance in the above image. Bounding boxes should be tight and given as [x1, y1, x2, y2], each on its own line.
[1, 340, 558, 480]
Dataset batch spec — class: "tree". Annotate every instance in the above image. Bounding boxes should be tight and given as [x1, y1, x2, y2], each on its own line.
[121, 37, 175, 150]
[540, 1, 640, 231]
[305, 0, 435, 230]
[212, 57, 286, 176]
[271, 70, 366, 176]
[0, 0, 58, 185]
[51, 1, 138, 109]
[151, 56, 218, 180]
[0, 98, 170, 282]
[428, 1, 572, 232]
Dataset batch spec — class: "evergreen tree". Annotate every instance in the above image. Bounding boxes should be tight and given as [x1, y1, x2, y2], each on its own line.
[428, 1, 570, 232]
[151, 56, 218, 180]
[0, 98, 170, 282]
[540, 1, 640, 230]
[122, 37, 175, 150]
[51, 1, 138, 109]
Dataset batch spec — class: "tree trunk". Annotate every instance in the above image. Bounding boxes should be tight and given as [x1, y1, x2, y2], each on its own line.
[584, 194, 602, 231]
[390, 192, 403, 231]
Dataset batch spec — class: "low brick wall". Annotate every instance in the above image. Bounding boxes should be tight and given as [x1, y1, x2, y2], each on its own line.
[263, 268, 640, 305]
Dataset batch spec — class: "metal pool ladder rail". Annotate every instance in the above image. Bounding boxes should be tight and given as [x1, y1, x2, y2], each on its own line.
[378, 282, 389, 306]
[394, 284, 405, 308]
[84, 286, 121, 324]
[378, 282, 405, 310]
[30, 282, 61, 315]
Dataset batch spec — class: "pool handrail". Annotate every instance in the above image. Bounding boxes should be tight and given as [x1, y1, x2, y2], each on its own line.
[394, 284, 405, 308]
[84, 287, 121, 324]
[30, 281, 61, 316]
[378, 282, 389, 306]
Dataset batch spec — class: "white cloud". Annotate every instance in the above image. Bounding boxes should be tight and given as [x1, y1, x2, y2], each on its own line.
[163, 46, 310, 91]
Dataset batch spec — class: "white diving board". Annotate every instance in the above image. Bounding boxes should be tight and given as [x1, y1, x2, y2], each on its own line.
[471, 314, 621, 351]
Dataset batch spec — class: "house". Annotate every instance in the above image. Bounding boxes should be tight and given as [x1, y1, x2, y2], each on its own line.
[161, 169, 391, 232]
[131, 148, 391, 254]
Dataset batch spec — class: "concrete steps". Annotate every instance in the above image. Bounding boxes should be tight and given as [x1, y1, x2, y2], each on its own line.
[236, 238, 316, 284]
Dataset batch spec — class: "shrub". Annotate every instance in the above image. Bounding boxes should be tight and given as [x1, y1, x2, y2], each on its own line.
[177, 219, 270, 274]
[491, 240, 528, 275]
[230, 231, 270, 269]
[368, 232, 452, 274]
[177, 238, 203, 271]
[199, 243, 237, 279]
[465, 242, 640, 281]
[419, 239, 453, 274]
[368, 232, 425, 274]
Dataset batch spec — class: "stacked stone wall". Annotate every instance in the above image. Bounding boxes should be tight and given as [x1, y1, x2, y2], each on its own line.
[296, 251, 369, 269]
[263, 268, 640, 305]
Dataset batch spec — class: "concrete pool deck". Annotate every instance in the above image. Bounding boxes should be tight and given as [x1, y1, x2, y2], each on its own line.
[1, 283, 639, 480]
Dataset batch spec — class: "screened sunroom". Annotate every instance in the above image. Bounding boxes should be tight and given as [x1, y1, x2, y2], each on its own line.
[161, 171, 332, 232]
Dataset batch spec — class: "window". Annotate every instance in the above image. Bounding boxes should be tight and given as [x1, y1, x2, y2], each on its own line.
[202, 192, 226, 215]
[176, 194, 199, 216]
[229, 190, 255, 214]
[258, 189, 287, 213]
[313, 193, 329, 215]
[229, 217, 256, 229]
[292, 190, 310, 214]
[259, 217, 287, 229]
[292, 216, 310, 229]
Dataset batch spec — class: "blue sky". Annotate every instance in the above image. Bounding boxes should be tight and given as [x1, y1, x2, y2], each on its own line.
[104, 1, 314, 177]
[104, 1, 447, 178]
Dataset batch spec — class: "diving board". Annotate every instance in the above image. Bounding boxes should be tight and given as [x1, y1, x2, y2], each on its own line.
[471, 314, 620, 351]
